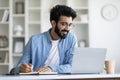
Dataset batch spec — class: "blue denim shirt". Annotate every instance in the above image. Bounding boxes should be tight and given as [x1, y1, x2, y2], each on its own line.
[15, 30, 77, 74]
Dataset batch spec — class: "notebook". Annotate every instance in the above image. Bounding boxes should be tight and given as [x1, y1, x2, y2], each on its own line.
[71, 47, 106, 74]
[20, 72, 57, 75]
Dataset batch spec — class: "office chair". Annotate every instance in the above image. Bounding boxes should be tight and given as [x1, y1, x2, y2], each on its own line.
[9, 67, 16, 75]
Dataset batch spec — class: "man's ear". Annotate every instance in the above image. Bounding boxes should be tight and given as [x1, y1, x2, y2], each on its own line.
[51, 20, 56, 27]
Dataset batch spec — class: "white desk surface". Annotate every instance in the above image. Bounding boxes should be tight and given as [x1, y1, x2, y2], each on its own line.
[0, 73, 120, 80]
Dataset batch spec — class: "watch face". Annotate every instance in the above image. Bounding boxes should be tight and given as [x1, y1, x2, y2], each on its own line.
[101, 4, 118, 21]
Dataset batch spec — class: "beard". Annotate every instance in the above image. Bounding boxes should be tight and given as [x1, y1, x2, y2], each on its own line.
[55, 25, 69, 39]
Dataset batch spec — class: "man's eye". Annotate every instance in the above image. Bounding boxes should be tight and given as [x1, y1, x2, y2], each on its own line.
[69, 24, 72, 27]
[62, 23, 67, 26]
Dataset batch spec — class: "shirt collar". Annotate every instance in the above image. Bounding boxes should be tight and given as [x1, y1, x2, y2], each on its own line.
[46, 28, 52, 43]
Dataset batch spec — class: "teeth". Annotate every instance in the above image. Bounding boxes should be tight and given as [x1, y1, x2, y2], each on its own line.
[64, 32, 67, 34]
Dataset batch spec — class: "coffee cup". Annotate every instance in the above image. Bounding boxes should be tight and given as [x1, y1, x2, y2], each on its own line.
[105, 60, 115, 74]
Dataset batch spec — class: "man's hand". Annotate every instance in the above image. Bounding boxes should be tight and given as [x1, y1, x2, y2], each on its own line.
[19, 63, 33, 73]
[35, 66, 52, 72]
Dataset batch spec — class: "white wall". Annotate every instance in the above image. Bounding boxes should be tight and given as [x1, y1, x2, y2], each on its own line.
[89, 0, 120, 72]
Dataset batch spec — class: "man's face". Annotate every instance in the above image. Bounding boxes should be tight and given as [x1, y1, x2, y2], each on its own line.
[54, 16, 73, 39]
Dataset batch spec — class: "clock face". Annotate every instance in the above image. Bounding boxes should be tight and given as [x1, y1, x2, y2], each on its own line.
[101, 4, 118, 21]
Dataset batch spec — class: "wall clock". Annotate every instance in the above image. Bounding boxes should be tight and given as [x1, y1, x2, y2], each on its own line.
[101, 4, 118, 21]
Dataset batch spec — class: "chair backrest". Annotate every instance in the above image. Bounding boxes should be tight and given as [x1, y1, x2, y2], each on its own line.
[9, 67, 15, 75]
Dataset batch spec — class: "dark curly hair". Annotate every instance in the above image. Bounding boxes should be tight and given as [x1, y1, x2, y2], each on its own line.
[50, 5, 77, 23]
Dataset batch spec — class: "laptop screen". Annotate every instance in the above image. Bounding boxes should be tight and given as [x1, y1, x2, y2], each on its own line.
[71, 48, 106, 74]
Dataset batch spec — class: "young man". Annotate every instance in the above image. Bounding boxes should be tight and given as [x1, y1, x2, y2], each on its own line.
[14, 5, 77, 74]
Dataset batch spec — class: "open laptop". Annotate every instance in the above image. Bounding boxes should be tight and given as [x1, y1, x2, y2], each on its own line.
[71, 47, 106, 74]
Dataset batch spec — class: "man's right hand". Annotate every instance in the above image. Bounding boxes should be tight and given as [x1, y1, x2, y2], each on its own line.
[19, 63, 33, 73]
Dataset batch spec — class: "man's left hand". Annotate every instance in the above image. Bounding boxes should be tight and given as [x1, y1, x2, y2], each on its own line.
[35, 66, 52, 72]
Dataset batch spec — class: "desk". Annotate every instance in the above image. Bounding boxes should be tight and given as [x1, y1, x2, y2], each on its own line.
[0, 74, 120, 80]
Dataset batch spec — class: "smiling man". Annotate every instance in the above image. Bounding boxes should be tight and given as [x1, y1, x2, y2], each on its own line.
[14, 5, 77, 74]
